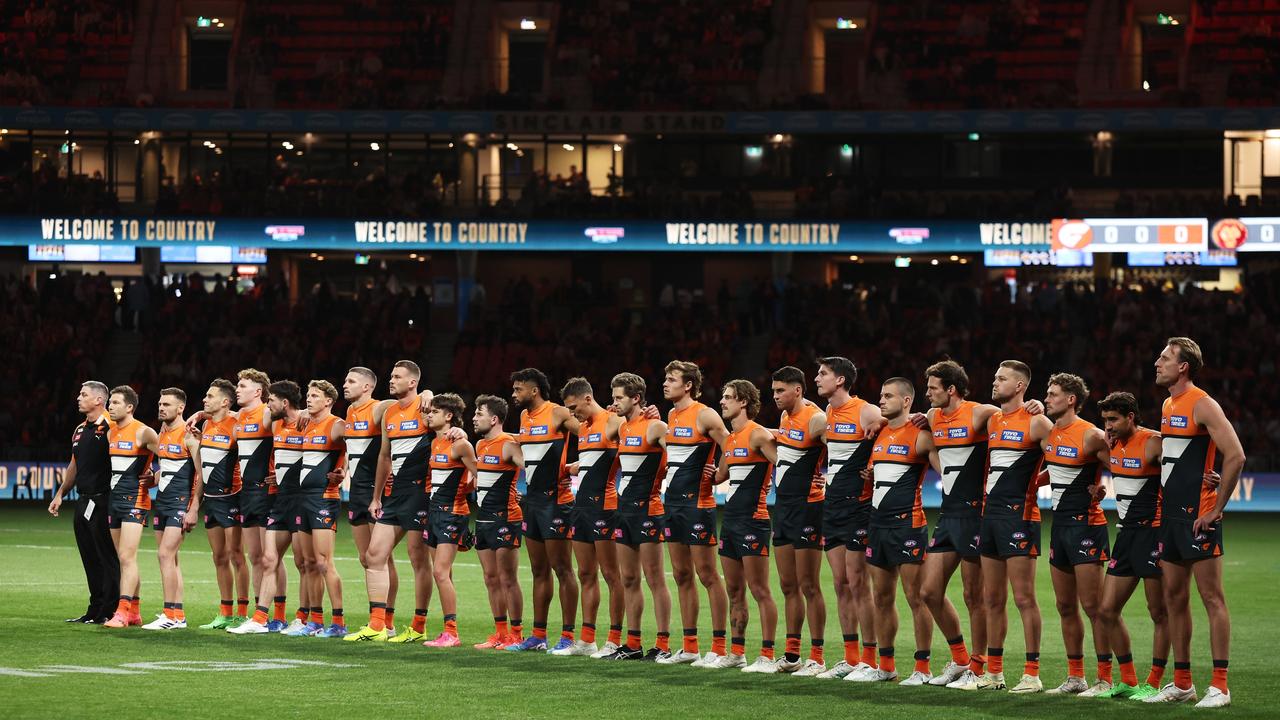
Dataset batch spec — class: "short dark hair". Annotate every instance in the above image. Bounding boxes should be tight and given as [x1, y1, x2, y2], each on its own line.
[110, 385, 139, 409]
[999, 360, 1032, 383]
[160, 387, 187, 404]
[610, 372, 646, 401]
[1166, 337, 1204, 378]
[267, 380, 302, 409]
[430, 393, 466, 425]
[665, 360, 703, 398]
[210, 378, 236, 402]
[817, 356, 857, 392]
[511, 367, 552, 400]
[1097, 391, 1139, 418]
[1048, 372, 1089, 409]
[560, 377, 593, 400]
[393, 360, 421, 380]
[475, 394, 508, 423]
[925, 360, 969, 398]
[772, 365, 806, 390]
[884, 376, 915, 399]
[724, 379, 762, 419]
[348, 366, 377, 384]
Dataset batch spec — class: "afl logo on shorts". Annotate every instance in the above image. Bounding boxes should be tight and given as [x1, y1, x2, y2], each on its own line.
[1211, 219, 1247, 250]
[1012, 531, 1027, 540]
[1080, 537, 1095, 547]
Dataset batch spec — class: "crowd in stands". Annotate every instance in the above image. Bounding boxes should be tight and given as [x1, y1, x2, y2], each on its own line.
[8, 265, 1280, 475]
[552, 0, 773, 111]
[0, 0, 133, 106]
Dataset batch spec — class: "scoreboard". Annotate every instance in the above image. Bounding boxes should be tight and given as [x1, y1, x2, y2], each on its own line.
[1051, 218, 1208, 253]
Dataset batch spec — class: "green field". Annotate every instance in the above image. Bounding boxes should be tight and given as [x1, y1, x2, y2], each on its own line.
[1, 505, 1276, 719]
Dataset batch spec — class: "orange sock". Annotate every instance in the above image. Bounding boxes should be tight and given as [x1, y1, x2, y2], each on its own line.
[309, 609, 324, 625]
[861, 644, 878, 668]
[607, 626, 622, 646]
[581, 624, 596, 644]
[495, 618, 509, 636]
[879, 650, 896, 674]
[114, 597, 130, 616]
[236, 598, 249, 618]
[273, 598, 286, 623]
[444, 617, 458, 636]
[1118, 656, 1138, 686]
[785, 635, 802, 656]
[510, 621, 523, 639]
[761, 642, 776, 660]
[174, 605, 185, 621]
[969, 654, 985, 675]
[1067, 655, 1084, 678]
[222, 600, 235, 618]
[1174, 664, 1192, 690]
[1147, 660, 1166, 687]
[384, 608, 395, 628]
[731, 637, 746, 656]
[164, 605, 176, 620]
[1097, 655, 1113, 684]
[914, 652, 931, 675]
[626, 630, 643, 650]
[252, 606, 269, 624]
[1024, 653, 1040, 677]
[656, 632, 670, 652]
[682, 631, 698, 654]
[369, 606, 386, 631]
[129, 598, 140, 616]
[989, 652, 1004, 674]
[412, 612, 427, 634]
[1211, 661, 1229, 693]
[844, 638, 859, 665]
[948, 638, 970, 666]
[711, 633, 726, 656]
[532, 625, 548, 640]
[560, 627, 575, 641]
[810, 643, 825, 664]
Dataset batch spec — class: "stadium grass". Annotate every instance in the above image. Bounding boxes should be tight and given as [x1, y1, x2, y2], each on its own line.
[1, 506, 1276, 719]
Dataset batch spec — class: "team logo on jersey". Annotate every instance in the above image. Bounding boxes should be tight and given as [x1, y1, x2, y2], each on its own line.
[352, 421, 369, 431]
[286, 436, 304, 445]
[624, 436, 643, 447]
[166, 444, 182, 454]
[732, 448, 749, 457]
[483, 454, 501, 464]
[834, 422, 858, 434]
[1000, 429, 1025, 442]
[673, 427, 694, 438]
[787, 429, 805, 441]
[1055, 445, 1079, 458]
[1169, 415, 1188, 429]
[887, 444, 909, 456]
[243, 423, 260, 432]
[530, 425, 548, 436]
[399, 420, 419, 431]
[434, 453, 449, 463]
[587, 432, 602, 443]
[1122, 457, 1142, 469]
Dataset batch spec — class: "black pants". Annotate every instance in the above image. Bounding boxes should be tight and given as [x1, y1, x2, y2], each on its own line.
[73, 493, 119, 617]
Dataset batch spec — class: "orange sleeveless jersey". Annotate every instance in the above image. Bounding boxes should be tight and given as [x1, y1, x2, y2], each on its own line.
[931, 400, 987, 519]
[429, 434, 472, 514]
[519, 401, 571, 504]
[385, 397, 431, 496]
[1044, 417, 1105, 526]
[234, 404, 273, 492]
[775, 403, 824, 503]
[200, 415, 240, 497]
[1160, 386, 1219, 522]
[476, 433, 523, 521]
[720, 420, 771, 521]
[271, 418, 305, 495]
[663, 402, 717, 509]
[1110, 427, 1162, 528]
[344, 399, 382, 497]
[984, 407, 1044, 521]
[868, 422, 928, 528]
[300, 415, 344, 499]
[155, 425, 195, 505]
[617, 416, 666, 516]
[108, 419, 152, 509]
[824, 396, 874, 504]
[576, 410, 619, 511]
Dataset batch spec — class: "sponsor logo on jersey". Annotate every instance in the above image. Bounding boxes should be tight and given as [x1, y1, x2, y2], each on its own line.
[483, 454, 501, 464]
[243, 423, 260, 433]
[1056, 445, 1079, 458]
[212, 435, 230, 444]
[434, 454, 449, 463]
[833, 422, 858, 434]
[1001, 429, 1025, 442]
[888, 444, 909, 456]
[529, 425, 548, 436]
[166, 444, 182, 454]
[286, 435, 304, 445]
[311, 435, 328, 443]
[1122, 457, 1142, 469]
[113, 441, 134, 450]
[732, 448, 749, 457]
[673, 426, 694, 438]
[1169, 415, 1188, 429]
[787, 429, 805, 441]
[352, 421, 369, 431]
[948, 427, 969, 439]
[624, 436, 642, 446]
[399, 419, 419, 431]
[587, 432, 602, 443]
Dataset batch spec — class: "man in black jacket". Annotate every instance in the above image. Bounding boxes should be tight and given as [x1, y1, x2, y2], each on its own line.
[49, 381, 120, 623]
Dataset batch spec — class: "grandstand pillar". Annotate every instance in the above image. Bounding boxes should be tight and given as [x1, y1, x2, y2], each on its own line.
[460, 142, 478, 209]
[457, 250, 478, 328]
[140, 136, 161, 205]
